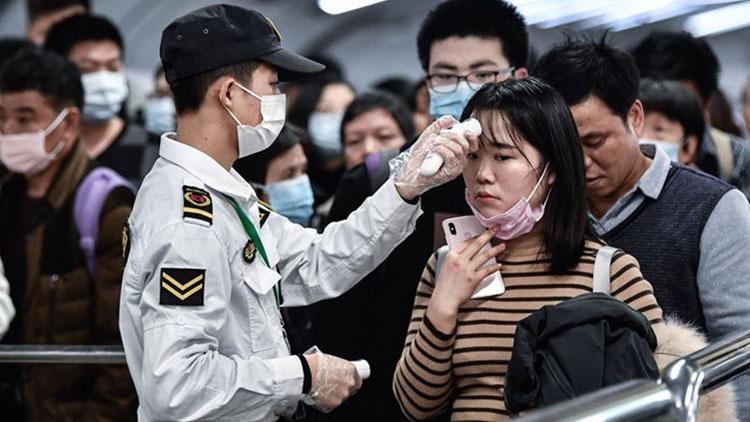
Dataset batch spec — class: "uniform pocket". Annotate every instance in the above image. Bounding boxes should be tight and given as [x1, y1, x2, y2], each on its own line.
[242, 264, 282, 353]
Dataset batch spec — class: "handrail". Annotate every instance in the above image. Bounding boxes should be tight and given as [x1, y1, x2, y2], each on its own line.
[0, 345, 126, 364]
[516, 330, 750, 422]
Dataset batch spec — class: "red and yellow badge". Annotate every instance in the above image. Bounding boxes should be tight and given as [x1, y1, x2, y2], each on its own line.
[182, 186, 213, 225]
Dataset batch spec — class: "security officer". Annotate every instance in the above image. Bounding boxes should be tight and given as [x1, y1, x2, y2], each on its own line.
[119, 4, 475, 421]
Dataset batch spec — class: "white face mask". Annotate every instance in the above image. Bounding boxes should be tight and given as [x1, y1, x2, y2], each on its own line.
[81, 70, 129, 123]
[0, 108, 69, 175]
[308, 111, 343, 153]
[639, 139, 680, 162]
[221, 81, 286, 158]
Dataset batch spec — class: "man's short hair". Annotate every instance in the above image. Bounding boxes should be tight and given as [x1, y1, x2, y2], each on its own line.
[0, 37, 35, 67]
[43, 14, 124, 57]
[631, 31, 719, 104]
[170, 60, 257, 115]
[0, 47, 83, 110]
[27, 0, 90, 22]
[417, 0, 528, 71]
[533, 37, 640, 122]
[639, 78, 706, 141]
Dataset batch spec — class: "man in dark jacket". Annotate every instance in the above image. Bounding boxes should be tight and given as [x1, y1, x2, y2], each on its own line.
[0, 48, 136, 421]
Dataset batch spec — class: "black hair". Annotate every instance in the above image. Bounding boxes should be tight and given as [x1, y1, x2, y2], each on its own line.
[462, 78, 590, 273]
[169, 60, 257, 115]
[233, 123, 307, 184]
[533, 36, 640, 122]
[0, 38, 35, 67]
[639, 78, 705, 142]
[341, 91, 416, 144]
[631, 31, 719, 104]
[708, 89, 742, 137]
[44, 14, 124, 57]
[372, 77, 417, 110]
[287, 75, 352, 130]
[417, 0, 528, 71]
[27, 0, 89, 21]
[0, 47, 83, 110]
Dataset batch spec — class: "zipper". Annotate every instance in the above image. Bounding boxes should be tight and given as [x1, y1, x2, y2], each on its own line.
[47, 274, 59, 343]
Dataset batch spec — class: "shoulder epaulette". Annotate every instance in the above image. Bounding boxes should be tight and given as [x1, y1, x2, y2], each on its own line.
[182, 185, 213, 225]
[257, 199, 273, 227]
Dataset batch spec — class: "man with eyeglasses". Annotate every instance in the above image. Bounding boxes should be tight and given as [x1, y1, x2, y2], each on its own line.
[421, 0, 529, 121]
[306, 1, 530, 421]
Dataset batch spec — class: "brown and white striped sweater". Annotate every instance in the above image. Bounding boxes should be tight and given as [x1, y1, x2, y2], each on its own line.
[393, 234, 663, 421]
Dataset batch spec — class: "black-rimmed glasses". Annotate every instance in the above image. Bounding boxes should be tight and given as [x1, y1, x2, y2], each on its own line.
[426, 68, 516, 93]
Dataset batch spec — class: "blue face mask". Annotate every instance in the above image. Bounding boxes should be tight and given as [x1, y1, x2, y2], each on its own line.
[144, 96, 176, 134]
[308, 112, 343, 153]
[429, 81, 479, 120]
[639, 139, 680, 162]
[266, 174, 315, 225]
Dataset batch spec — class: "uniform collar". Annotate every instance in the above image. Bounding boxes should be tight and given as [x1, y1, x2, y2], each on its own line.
[159, 133, 256, 202]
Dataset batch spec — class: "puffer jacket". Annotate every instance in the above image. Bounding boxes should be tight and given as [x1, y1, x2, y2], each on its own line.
[0, 144, 137, 421]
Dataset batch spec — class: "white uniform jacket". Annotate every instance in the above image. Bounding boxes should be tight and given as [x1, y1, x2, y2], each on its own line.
[119, 134, 422, 421]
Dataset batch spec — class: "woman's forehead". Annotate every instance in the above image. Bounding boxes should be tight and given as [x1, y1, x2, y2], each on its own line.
[474, 110, 519, 149]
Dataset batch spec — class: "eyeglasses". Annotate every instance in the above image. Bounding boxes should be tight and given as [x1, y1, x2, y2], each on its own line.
[426, 68, 516, 93]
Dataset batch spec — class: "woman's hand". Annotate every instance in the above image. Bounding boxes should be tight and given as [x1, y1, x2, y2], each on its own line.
[426, 228, 506, 334]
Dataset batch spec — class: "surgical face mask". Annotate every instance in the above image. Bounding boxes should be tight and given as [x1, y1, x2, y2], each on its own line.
[465, 163, 551, 241]
[429, 81, 478, 120]
[81, 70, 129, 123]
[639, 139, 680, 162]
[144, 96, 176, 134]
[308, 112, 343, 153]
[266, 174, 315, 225]
[0, 108, 69, 175]
[222, 81, 286, 158]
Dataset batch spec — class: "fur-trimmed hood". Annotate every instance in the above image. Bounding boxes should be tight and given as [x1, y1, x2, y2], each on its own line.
[653, 318, 737, 422]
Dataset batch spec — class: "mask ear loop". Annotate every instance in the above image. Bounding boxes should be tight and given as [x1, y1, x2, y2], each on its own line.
[220, 89, 244, 126]
[526, 162, 550, 201]
[44, 108, 71, 159]
[220, 81, 264, 126]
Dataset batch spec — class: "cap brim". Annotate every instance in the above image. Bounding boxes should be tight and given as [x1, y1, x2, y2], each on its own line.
[259, 48, 325, 82]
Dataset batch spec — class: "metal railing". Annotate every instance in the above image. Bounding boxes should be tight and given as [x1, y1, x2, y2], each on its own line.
[0, 330, 748, 421]
[517, 330, 750, 422]
[0, 345, 126, 364]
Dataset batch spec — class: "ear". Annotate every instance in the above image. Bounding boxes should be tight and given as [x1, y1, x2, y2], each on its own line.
[513, 67, 529, 80]
[217, 77, 237, 110]
[546, 165, 556, 186]
[60, 107, 80, 143]
[682, 135, 700, 165]
[629, 99, 645, 137]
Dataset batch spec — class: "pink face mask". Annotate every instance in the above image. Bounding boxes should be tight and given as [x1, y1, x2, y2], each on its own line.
[0, 109, 69, 175]
[466, 163, 551, 240]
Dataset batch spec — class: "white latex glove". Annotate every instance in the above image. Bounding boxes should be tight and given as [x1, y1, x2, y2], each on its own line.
[390, 115, 479, 199]
[0, 259, 15, 340]
[304, 350, 362, 413]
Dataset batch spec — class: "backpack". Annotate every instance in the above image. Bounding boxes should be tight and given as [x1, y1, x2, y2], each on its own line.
[434, 244, 619, 294]
[73, 167, 135, 276]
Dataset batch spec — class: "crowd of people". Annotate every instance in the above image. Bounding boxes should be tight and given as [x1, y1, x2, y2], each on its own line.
[0, 0, 749, 421]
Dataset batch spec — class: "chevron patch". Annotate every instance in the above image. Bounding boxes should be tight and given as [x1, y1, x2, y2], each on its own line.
[160, 268, 205, 306]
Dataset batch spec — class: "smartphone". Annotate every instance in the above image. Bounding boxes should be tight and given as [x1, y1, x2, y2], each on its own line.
[442, 216, 505, 298]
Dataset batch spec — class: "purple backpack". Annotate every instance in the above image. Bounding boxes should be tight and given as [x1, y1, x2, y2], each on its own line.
[73, 167, 135, 276]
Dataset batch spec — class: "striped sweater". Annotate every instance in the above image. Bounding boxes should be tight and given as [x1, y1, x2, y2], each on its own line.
[393, 234, 663, 421]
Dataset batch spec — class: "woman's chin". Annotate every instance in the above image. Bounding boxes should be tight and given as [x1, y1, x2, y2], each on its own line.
[475, 201, 506, 217]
